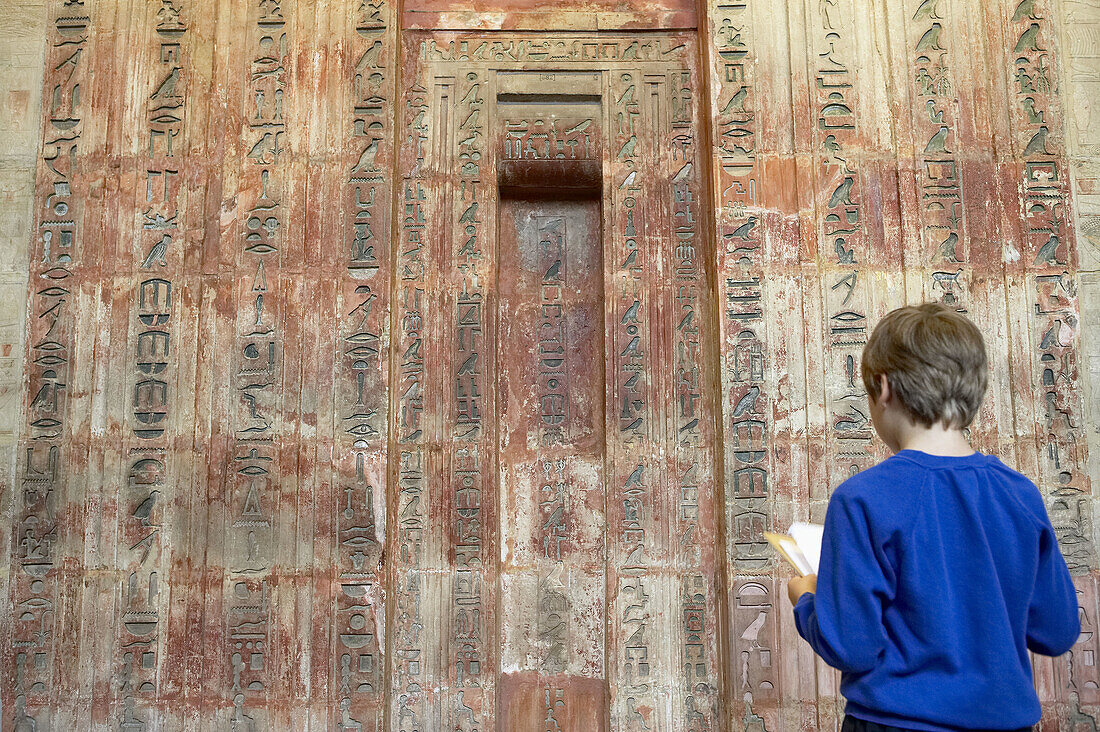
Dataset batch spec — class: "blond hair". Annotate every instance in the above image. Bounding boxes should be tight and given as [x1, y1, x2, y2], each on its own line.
[861, 303, 988, 429]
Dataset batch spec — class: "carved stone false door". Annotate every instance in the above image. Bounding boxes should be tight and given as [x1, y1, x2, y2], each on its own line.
[497, 196, 608, 728]
[394, 35, 720, 731]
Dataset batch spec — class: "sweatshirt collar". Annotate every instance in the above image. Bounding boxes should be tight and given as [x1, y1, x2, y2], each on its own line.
[893, 449, 992, 469]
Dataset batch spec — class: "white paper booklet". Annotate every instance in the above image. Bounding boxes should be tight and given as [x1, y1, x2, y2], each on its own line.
[764, 522, 824, 576]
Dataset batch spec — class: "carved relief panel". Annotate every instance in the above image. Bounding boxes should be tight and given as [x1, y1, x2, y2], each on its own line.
[392, 37, 721, 731]
[4, 0, 1098, 729]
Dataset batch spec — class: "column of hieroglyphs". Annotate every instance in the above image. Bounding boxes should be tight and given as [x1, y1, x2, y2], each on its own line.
[213, 0, 296, 724]
[330, 0, 395, 728]
[991, 0, 1097, 577]
[608, 49, 662, 732]
[493, 70, 607, 731]
[885, 0, 1075, 717]
[1054, 0, 1100, 722]
[702, 1, 795, 727]
[792, 0, 893, 724]
[895, 0, 1022, 473]
[607, 53, 657, 732]
[885, 0, 1015, 467]
[801, 0, 880, 503]
[659, 44, 723, 732]
[0, 0, 48, 724]
[990, 0, 1095, 720]
[102, 0, 191, 727]
[1055, 0, 1100, 508]
[4, 0, 95, 725]
[443, 34, 494, 732]
[490, 50, 608, 732]
[391, 32, 436, 732]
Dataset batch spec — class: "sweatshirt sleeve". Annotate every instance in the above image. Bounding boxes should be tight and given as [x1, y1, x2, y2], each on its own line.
[793, 487, 894, 674]
[1026, 518, 1080, 657]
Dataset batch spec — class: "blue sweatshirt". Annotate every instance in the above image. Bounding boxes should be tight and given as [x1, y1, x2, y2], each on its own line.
[793, 450, 1079, 731]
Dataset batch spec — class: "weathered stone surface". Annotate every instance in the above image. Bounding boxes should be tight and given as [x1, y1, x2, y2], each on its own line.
[403, 0, 697, 31]
[0, 0, 1097, 729]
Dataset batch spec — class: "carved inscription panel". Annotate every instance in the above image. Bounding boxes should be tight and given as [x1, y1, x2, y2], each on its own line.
[3, 1, 1097, 729]
[497, 198, 607, 728]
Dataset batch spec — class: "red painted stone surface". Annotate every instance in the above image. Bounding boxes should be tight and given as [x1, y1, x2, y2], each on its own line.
[3, 0, 1096, 729]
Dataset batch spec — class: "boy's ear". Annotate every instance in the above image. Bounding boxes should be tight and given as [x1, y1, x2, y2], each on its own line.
[876, 374, 891, 403]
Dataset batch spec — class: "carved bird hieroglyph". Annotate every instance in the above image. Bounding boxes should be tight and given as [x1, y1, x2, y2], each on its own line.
[730, 216, 758, 241]
[913, 0, 942, 21]
[733, 385, 761, 417]
[352, 138, 380, 173]
[617, 136, 637, 160]
[620, 299, 640, 324]
[829, 177, 855, 208]
[722, 85, 749, 114]
[132, 490, 160, 527]
[925, 125, 950, 153]
[1014, 23, 1042, 53]
[915, 23, 944, 52]
[938, 232, 960, 262]
[1012, 0, 1038, 22]
[1033, 234, 1062, 265]
[150, 67, 179, 100]
[141, 234, 171, 268]
[1023, 126, 1050, 156]
[740, 611, 767, 644]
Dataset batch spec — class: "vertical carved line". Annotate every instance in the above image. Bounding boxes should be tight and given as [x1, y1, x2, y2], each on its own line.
[703, 3, 781, 727]
[664, 52, 722, 732]
[445, 64, 493, 732]
[332, 1, 395, 729]
[106, 2, 190, 727]
[606, 60, 656, 732]
[7, 0, 93, 727]
[219, 0, 294, 725]
[1051, 0, 1100, 716]
[1003, 0, 1094, 568]
[805, 0, 877, 503]
[389, 44, 432, 729]
[998, 0, 1095, 719]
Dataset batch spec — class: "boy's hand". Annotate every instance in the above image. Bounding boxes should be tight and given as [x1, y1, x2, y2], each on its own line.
[787, 574, 817, 605]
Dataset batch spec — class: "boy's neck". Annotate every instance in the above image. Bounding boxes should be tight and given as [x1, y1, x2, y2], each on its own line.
[894, 422, 975, 457]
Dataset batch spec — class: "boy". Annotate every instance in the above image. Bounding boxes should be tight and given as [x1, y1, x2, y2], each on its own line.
[787, 303, 1079, 731]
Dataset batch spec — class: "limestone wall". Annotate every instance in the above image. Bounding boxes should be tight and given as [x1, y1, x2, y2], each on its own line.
[0, 0, 1096, 729]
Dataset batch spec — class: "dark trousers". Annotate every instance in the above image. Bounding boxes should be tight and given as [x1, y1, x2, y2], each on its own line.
[842, 715, 1033, 732]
